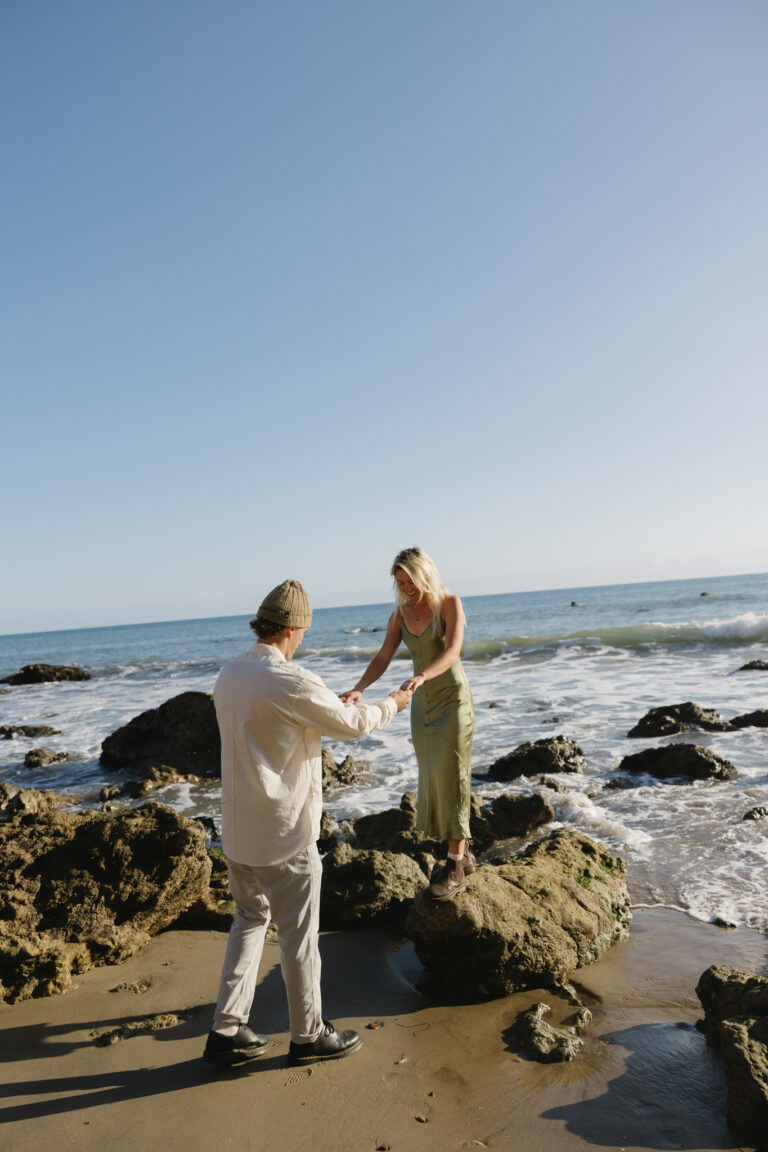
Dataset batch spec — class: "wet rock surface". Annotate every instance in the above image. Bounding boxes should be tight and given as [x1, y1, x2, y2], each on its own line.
[100, 691, 220, 776]
[24, 748, 70, 770]
[627, 702, 733, 738]
[406, 829, 631, 1001]
[1, 725, 61, 740]
[696, 964, 768, 1147]
[0, 802, 210, 1003]
[731, 709, 768, 729]
[321, 749, 368, 791]
[507, 1001, 593, 1062]
[1, 664, 91, 685]
[485, 736, 587, 781]
[737, 660, 768, 671]
[618, 744, 738, 782]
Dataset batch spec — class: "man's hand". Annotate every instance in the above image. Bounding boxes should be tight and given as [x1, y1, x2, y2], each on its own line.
[388, 688, 412, 712]
[339, 690, 362, 704]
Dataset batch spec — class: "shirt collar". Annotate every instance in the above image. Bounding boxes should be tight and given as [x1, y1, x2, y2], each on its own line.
[250, 641, 287, 663]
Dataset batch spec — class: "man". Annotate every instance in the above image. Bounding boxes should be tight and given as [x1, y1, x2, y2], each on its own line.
[203, 579, 411, 1067]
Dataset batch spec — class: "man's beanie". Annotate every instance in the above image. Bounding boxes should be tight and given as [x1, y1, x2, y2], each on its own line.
[257, 579, 313, 628]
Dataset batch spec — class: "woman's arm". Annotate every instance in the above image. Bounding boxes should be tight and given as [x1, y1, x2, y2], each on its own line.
[339, 609, 403, 703]
[400, 595, 465, 692]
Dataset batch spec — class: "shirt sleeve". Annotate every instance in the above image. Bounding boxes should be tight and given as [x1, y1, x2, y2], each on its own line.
[286, 668, 398, 739]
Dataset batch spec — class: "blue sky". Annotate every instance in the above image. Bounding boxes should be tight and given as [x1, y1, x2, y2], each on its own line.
[2, 1, 767, 634]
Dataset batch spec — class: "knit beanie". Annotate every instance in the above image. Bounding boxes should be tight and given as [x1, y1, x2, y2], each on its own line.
[257, 579, 313, 628]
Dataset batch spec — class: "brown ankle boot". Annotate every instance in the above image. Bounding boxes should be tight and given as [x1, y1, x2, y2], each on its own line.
[427, 856, 467, 901]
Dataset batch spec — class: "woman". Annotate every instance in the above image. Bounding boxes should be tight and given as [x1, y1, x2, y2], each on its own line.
[340, 548, 474, 901]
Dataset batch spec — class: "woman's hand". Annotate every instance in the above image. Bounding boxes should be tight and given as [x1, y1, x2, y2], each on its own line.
[400, 674, 425, 693]
[339, 690, 363, 704]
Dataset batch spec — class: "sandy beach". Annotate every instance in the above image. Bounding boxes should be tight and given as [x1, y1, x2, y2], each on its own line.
[2, 908, 766, 1152]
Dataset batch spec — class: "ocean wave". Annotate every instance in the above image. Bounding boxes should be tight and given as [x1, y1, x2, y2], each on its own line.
[458, 613, 768, 660]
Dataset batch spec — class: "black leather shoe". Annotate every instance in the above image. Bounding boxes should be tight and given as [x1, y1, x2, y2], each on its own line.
[288, 1020, 362, 1065]
[203, 1024, 270, 1065]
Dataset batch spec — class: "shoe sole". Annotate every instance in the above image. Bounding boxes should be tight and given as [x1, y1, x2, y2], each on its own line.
[427, 880, 468, 901]
[288, 1035, 363, 1066]
[203, 1043, 270, 1066]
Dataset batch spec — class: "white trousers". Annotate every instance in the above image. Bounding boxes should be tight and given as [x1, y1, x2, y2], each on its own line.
[212, 844, 324, 1044]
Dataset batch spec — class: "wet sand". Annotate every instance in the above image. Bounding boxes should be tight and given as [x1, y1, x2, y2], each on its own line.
[1, 908, 766, 1152]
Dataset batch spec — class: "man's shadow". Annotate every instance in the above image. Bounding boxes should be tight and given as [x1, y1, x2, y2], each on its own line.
[0, 930, 426, 1125]
[540, 1020, 740, 1151]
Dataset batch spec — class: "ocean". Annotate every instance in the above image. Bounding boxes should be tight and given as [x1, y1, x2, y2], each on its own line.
[2, 572, 767, 933]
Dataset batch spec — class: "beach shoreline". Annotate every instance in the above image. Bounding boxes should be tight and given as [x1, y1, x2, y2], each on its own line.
[2, 908, 765, 1152]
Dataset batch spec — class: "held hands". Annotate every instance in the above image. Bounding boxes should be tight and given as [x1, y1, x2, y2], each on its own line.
[340, 686, 412, 712]
[388, 688, 413, 712]
[400, 674, 425, 693]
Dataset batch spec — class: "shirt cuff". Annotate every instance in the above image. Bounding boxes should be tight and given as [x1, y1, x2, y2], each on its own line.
[382, 696, 398, 722]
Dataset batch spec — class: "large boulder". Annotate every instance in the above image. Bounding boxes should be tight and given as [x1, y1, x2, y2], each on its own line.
[349, 789, 555, 861]
[320, 841, 429, 930]
[469, 792, 554, 850]
[618, 744, 737, 782]
[0, 802, 210, 1003]
[627, 702, 733, 738]
[737, 661, 768, 672]
[406, 829, 631, 1001]
[696, 964, 768, 1146]
[1, 664, 91, 685]
[100, 691, 220, 776]
[485, 736, 586, 782]
[351, 792, 440, 858]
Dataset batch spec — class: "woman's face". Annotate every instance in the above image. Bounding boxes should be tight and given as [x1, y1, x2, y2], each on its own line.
[395, 569, 419, 601]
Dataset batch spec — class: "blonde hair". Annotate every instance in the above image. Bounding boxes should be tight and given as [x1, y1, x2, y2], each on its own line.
[391, 547, 449, 637]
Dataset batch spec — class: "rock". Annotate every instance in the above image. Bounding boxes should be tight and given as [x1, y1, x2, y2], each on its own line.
[317, 810, 340, 853]
[123, 764, 204, 799]
[507, 1001, 593, 1062]
[94, 1011, 191, 1046]
[627, 702, 732, 738]
[618, 744, 737, 782]
[406, 829, 631, 1001]
[737, 661, 768, 672]
[743, 807, 768, 821]
[321, 749, 367, 791]
[351, 792, 440, 859]
[469, 792, 554, 850]
[320, 841, 429, 930]
[100, 691, 220, 776]
[696, 964, 768, 1146]
[1, 664, 91, 685]
[0, 802, 210, 1003]
[175, 849, 234, 931]
[0, 782, 73, 819]
[24, 748, 70, 770]
[731, 710, 768, 729]
[99, 784, 123, 802]
[1, 725, 61, 740]
[485, 736, 586, 781]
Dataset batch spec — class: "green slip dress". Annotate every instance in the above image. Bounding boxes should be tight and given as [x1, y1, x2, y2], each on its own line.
[401, 618, 474, 841]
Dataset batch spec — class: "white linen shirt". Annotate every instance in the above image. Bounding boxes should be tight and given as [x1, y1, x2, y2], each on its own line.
[214, 642, 398, 867]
